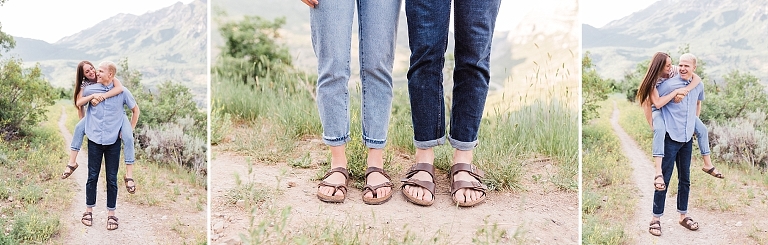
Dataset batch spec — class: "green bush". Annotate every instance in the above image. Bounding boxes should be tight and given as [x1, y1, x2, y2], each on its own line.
[582, 52, 610, 122]
[136, 117, 207, 175]
[0, 58, 56, 140]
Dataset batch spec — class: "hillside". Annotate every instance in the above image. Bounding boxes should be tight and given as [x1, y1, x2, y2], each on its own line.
[3, 0, 207, 102]
[583, 0, 768, 83]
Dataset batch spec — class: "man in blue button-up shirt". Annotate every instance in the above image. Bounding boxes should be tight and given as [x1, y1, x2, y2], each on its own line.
[648, 53, 704, 236]
[79, 61, 139, 230]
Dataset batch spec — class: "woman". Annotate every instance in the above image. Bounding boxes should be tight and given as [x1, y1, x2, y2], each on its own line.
[62, 61, 138, 194]
[301, 0, 401, 204]
[635, 52, 716, 235]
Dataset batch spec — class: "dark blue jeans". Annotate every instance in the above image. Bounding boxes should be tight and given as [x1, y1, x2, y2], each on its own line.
[652, 134, 692, 217]
[405, 0, 501, 151]
[86, 139, 121, 211]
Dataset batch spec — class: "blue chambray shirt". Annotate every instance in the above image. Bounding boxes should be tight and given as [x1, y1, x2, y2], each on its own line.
[656, 75, 704, 143]
[83, 82, 137, 145]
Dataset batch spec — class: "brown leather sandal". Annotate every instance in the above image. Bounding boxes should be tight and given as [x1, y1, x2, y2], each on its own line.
[81, 212, 93, 226]
[702, 167, 724, 179]
[362, 167, 394, 205]
[649, 220, 661, 236]
[316, 167, 349, 203]
[62, 163, 78, 179]
[124, 178, 136, 194]
[654, 175, 666, 191]
[679, 217, 699, 231]
[450, 163, 488, 207]
[107, 216, 119, 230]
[400, 163, 436, 206]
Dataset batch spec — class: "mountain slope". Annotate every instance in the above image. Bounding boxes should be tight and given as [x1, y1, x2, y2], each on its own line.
[583, 0, 768, 82]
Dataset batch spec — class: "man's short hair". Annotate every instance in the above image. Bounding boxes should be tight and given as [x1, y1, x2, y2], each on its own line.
[99, 61, 118, 76]
[679, 53, 697, 66]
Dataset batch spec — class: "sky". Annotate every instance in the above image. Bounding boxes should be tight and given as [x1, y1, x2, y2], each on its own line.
[581, 0, 658, 28]
[0, 0, 195, 43]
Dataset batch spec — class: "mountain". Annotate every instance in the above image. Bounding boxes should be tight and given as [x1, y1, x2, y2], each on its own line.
[2, 0, 207, 102]
[211, 0, 579, 94]
[583, 0, 768, 83]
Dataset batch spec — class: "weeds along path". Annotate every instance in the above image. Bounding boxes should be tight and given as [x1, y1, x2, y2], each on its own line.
[56, 106, 163, 244]
[609, 101, 739, 244]
[210, 147, 578, 244]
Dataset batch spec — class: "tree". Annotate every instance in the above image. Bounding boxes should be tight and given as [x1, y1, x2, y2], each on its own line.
[582, 52, 610, 122]
[217, 15, 292, 79]
[700, 70, 768, 123]
[0, 58, 56, 140]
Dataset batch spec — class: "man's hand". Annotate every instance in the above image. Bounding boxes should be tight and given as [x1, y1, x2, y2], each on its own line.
[672, 88, 689, 103]
[301, 0, 318, 8]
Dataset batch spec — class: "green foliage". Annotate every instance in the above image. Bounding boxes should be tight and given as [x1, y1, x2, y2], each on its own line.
[217, 13, 292, 80]
[136, 117, 207, 175]
[9, 208, 59, 242]
[581, 52, 610, 122]
[700, 70, 768, 123]
[0, 58, 56, 140]
[708, 115, 768, 168]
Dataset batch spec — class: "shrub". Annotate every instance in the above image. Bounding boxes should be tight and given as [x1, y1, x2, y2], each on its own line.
[708, 116, 768, 169]
[0, 58, 56, 140]
[136, 117, 207, 176]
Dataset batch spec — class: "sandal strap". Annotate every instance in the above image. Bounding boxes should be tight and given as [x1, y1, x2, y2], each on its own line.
[318, 181, 348, 196]
[363, 182, 394, 194]
[705, 167, 716, 174]
[403, 163, 435, 180]
[365, 167, 391, 181]
[321, 167, 349, 180]
[654, 175, 663, 180]
[450, 163, 485, 179]
[67, 164, 78, 171]
[649, 220, 660, 226]
[82, 212, 92, 220]
[400, 179, 435, 194]
[108, 216, 119, 222]
[451, 180, 487, 195]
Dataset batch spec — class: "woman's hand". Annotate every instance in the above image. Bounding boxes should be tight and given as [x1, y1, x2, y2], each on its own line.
[301, 0, 318, 8]
[672, 88, 688, 103]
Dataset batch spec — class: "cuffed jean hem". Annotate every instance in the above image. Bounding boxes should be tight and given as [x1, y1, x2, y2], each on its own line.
[448, 135, 479, 151]
[678, 209, 687, 215]
[71, 147, 81, 151]
[653, 213, 663, 218]
[323, 135, 350, 147]
[86, 204, 96, 208]
[107, 207, 116, 211]
[414, 137, 446, 149]
[363, 135, 387, 149]
[125, 161, 135, 165]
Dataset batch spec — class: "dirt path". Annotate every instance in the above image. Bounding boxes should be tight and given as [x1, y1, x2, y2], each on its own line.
[55, 106, 183, 244]
[210, 144, 578, 244]
[609, 102, 759, 244]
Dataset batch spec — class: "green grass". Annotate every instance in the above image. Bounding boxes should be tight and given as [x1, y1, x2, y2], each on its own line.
[0, 101, 73, 243]
[581, 98, 635, 245]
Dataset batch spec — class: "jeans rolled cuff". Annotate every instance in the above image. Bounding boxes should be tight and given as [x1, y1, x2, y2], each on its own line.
[363, 135, 387, 149]
[107, 207, 116, 211]
[86, 204, 96, 208]
[448, 135, 479, 151]
[70, 147, 81, 152]
[652, 154, 664, 158]
[677, 210, 687, 215]
[414, 137, 445, 149]
[700, 151, 710, 156]
[125, 160, 135, 165]
[323, 134, 350, 147]
[653, 213, 663, 218]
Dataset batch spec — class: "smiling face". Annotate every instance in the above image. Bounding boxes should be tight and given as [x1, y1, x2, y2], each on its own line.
[97, 64, 112, 83]
[678, 58, 696, 81]
[83, 63, 96, 81]
[662, 56, 673, 77]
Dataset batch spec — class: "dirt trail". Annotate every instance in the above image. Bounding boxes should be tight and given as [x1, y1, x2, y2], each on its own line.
[55, 106, 171, 244]
[210, 144, 578, 244]
[609, 102, 757, 244]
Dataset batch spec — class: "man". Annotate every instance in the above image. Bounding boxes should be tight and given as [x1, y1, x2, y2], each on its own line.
[648, 53, 703, 236]
[80, 61, 139, 230]
[400, 0, 500, 207]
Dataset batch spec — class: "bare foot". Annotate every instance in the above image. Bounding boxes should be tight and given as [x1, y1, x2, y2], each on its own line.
[452, 171, 484, 204]
[403, 170, 434, 202]
[318, 171, 347, 198]
[363, 171, 391, 199]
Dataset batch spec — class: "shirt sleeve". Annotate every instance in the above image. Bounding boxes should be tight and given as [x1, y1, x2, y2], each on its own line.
[696, 83, 705, 101]
[123, 89, 137, 109]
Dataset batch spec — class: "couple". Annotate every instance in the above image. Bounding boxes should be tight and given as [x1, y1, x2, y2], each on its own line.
[62, 61, 140, 230]
[636, 52, 722, 236]
[302, 0, 499, 207]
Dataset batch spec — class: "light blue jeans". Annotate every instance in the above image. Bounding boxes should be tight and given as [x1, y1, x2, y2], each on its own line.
[651, 108, 710, 157]
[310, 0, 402, 149]
[71, 115, 135, 164]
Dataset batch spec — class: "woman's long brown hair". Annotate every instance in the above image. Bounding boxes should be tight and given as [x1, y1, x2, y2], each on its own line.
[635, 52, 669, 106]
[73, 61, 93, 109]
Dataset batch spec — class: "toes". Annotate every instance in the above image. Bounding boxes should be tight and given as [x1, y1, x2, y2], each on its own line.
[364, 190, 374, 199]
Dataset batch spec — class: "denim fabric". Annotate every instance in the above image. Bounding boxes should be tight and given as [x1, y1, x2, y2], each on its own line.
[86, 139, 121, 211]
[651, 109, 710, 156]
[310, 0, 401, 149]
[406, 0, 500, 151]
[71, 115, 135, 164]
[653, 135, 692, 217]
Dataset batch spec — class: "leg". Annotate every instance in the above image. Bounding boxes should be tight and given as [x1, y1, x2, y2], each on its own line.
[84, 140, 103, 226]
[652, 109, 666, 188]
[402, 0, 452, 203]
[104, 139, 121, 230]
[675, 139, 699, 230]
[448, 0, 500, 206]
[358, 0, 401, 202]
[310, 0, 355, 201]
[652, 135, 683, 217]
[63, 118, 87, 179]
[120, 116, 136, 193]
[695, 117, 721, 178]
